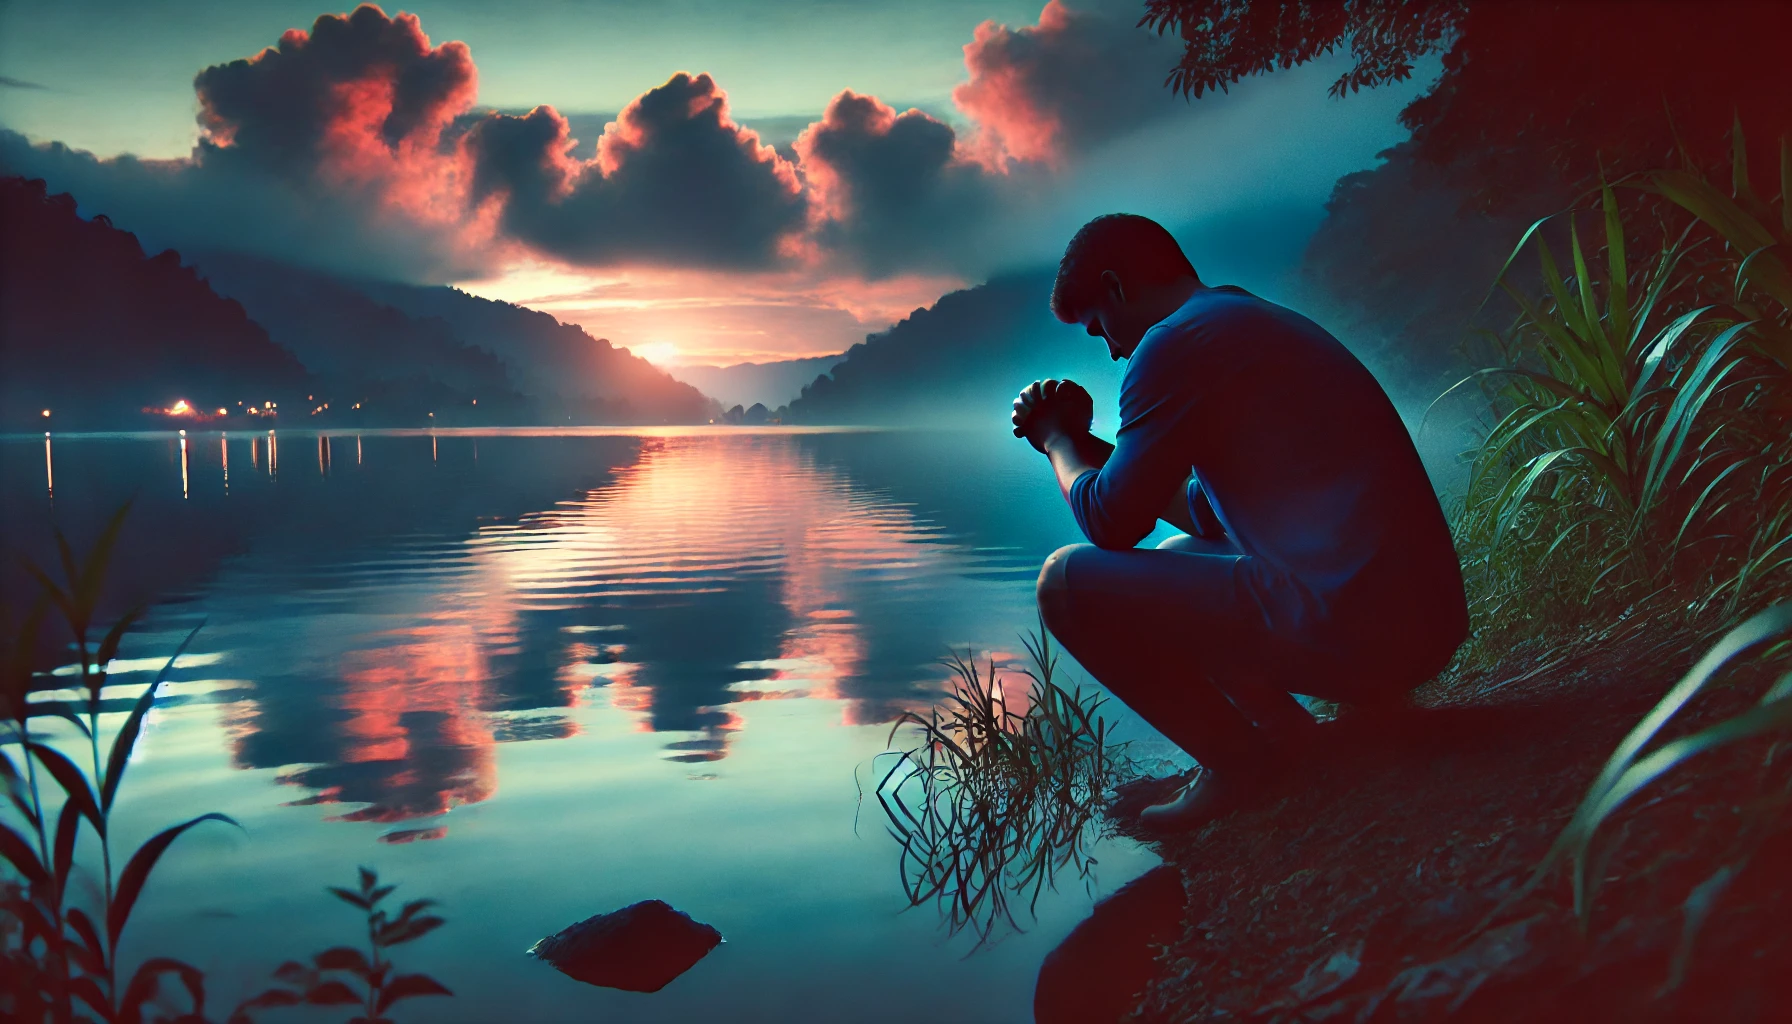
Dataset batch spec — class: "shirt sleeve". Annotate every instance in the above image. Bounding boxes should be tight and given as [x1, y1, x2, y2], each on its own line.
[1067, 339, 1206, 549]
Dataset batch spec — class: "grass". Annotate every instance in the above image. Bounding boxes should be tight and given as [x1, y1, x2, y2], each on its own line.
[1439, 124, 1792, 657]
[1539, 604, 1791, 915]
[1438, 121, 1792, 995]
[867, 628, 1137, 949]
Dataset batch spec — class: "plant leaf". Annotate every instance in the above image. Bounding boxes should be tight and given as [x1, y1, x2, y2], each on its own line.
[374, 973, 452, 1013]
[53, 798, 81, 891]
[68, 906, 106, 975]
[70, 974, 111, 1019]
[26, 741, 104, 835]
[108, 812, 238, 951]
[329, 886, 371, 910]
[304, 980, 363, 1006]
[313, 945, 374, 978]
[0, 819, 47, 886]
[118, 956, 205, 1024]
[75, 503, 133, 622]
[376, 914, 444, 947]
[102, 622, 204, 812]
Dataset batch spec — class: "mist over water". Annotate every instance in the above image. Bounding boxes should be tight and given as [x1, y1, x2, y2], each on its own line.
[2, 428, 1172, 1022]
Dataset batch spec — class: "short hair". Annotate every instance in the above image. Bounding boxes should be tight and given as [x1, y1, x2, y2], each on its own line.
[1049, 214, 1197, 323]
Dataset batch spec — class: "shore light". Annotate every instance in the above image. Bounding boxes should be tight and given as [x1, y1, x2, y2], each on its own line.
[41, 409, 51, 418]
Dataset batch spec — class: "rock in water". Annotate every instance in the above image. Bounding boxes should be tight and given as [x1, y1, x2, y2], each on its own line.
[528, 900, 722, 993]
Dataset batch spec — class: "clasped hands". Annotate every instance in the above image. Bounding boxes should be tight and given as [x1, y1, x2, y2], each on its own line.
[1011, 378, 1093, 453]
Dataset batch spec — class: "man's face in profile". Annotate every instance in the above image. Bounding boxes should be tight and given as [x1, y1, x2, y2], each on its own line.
[1078, 302, 1129, 362]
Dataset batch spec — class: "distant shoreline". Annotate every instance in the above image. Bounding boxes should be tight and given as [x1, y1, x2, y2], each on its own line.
[2, 424, 997, 441]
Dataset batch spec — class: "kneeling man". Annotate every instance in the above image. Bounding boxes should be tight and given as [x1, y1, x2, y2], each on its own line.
[1013, 214, 1468, 829]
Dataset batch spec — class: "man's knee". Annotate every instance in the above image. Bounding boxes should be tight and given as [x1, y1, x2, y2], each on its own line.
[1157, 533, 1237, 556]
[1036, 544, 1086, 633]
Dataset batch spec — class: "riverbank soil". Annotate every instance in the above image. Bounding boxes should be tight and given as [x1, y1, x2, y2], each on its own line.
[1109, 618, 1792, 1022]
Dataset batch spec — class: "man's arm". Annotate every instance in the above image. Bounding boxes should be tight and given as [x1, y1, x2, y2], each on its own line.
[1036, 425, 1199, 535]
[1015, 377, 1199, 543]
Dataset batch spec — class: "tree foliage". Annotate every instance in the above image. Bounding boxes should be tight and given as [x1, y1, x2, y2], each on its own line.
[1141, 0, 1792, 209]
[1139, 0, 1463, 100]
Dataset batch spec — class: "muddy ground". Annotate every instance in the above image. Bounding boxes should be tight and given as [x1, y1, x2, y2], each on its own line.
[1042, 615, 1792, 1022]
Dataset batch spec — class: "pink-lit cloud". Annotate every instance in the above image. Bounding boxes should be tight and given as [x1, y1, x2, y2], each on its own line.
[794, 90, 1012, 276]
[954, 0, 1179, 170]
[0, 2, 1211, 360]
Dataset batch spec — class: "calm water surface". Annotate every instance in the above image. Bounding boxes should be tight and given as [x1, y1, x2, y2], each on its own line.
[2, 428, 1180, 1023]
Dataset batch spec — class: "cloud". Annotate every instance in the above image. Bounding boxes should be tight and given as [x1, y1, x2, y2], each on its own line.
[0, 129, 490, 281]
[0, 0, 1344, 296]
[0, 76, 49, 91]
[192, 4, 476, 179]
[464, 73, 807, 269]
[794, 91, 1012, 275]
[953, 0, 1181, 169]
[0, 4, 492, 279]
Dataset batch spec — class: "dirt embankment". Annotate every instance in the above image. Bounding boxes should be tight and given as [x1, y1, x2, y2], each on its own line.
[1046, 620, 1792, 1022]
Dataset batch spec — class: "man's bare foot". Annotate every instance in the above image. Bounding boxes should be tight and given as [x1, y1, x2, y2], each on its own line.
[1137, 769, 1265, 833]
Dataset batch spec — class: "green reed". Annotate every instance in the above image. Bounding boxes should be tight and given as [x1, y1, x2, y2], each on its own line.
[1515, 603, 1791, 990]
[1, 508, 452, 1023]
[2, 504, 238, 1022]
[869, 627, 1135, 949]
[1439, 124, 1792, 648]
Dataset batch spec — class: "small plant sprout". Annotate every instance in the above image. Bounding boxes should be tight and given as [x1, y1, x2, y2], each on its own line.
[235, 867, 450, 1024]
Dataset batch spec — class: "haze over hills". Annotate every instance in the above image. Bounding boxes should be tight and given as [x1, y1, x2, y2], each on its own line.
[0, 175, 310, 430]
[196, 256, 714, 425]
[349, 278, 714, 423]
[669, 356, 844, 412]
[784, 271, 1129, 429]
[2, 175, 717, 429]
[188, 252, 530, 419]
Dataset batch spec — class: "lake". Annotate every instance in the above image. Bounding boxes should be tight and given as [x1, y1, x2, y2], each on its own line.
[2, 428, 1183, 1023]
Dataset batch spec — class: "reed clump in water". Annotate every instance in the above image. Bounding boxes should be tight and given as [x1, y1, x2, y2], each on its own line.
[871, 628, 1137, 949]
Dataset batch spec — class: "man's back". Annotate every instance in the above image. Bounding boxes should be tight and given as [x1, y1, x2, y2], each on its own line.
[1071, 285, 1467, 674]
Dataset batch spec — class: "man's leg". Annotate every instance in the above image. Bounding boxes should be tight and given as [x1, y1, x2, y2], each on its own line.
[1035, 542, 1289, 783]
[1147, 535, 1319, 738]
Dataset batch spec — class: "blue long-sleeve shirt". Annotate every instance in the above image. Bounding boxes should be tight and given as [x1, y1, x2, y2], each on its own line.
[1067, 286, 1467, 669]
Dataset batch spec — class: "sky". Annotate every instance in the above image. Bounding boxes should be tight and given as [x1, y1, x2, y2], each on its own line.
[0, 0, 1430, 366]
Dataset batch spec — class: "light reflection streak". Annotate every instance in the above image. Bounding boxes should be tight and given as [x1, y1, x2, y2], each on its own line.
[43, 433, 53, 498]
[222, 435, 230, 493]
[179, 435, 189, 499]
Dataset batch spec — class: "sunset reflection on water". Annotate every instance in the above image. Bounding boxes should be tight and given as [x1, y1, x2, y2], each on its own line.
[12, 430, 1068, 839]
[3, 429, 1164, 1022]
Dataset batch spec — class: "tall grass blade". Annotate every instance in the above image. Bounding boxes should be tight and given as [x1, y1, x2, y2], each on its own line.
[25, 742, 104, 834]
[102, 622, 204, 812]
[107, 812, 238, 951]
